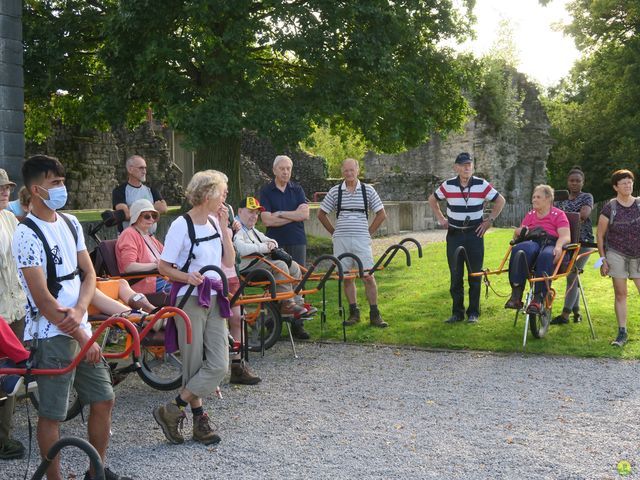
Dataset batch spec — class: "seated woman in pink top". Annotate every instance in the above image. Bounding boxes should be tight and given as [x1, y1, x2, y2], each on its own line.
[504, 185, 571, 315]
[116, 198, 168, 295]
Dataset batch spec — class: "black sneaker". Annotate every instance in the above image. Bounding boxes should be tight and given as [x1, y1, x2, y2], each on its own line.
[84, 467, 133, 480]
[550, 315, 569, 325]
[573, 312, 583, 323]
[444, 315, 463, 324]
[291, 321, 310, 340]
[467, 314, 479, 324]
[611, 331, 628, 347]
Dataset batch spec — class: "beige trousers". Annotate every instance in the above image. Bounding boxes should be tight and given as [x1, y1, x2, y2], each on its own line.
[176, 296, 229, 399]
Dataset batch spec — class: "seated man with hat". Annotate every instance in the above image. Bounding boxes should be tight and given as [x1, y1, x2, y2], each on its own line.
[233, 196, 315, 339]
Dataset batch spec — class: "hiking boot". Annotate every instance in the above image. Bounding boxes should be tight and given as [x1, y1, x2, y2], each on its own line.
[84, 467, 133, 480]
[280, 301, 307, 317]
[291, 321, 310, 340]
[550, 314, 569, 325]
[0, 374, 23, 397]
[0, 438, 25, 460]
[230, 361, 261, 385]
[193, 413, 221, 445]
[611, 331, 628, 347]
[370, 312, 388, 328]
[344, 308, 361, 326]
[153, 402, 186, 444]
[504, 286, 524, 310]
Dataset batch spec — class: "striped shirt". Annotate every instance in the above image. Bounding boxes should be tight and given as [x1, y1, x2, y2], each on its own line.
[320, 180, 384, 237]
[434, 176, 499, 229]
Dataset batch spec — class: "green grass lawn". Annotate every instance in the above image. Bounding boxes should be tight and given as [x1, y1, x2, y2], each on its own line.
[303, 228, 640, 359]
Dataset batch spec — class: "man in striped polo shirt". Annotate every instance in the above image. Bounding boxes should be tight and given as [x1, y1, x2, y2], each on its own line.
[318, 158, 388, 328]
[428, 152, 505, 324]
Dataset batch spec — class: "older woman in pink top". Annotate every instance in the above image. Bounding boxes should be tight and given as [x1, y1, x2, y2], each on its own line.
[504, 185, 571, 315]
[116, 198, 167, 295]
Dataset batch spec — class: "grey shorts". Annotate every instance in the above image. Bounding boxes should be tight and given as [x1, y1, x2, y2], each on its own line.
[333, 236, 375, 271]
[32, 335, 114, 421]
[606, 250, 640, 279]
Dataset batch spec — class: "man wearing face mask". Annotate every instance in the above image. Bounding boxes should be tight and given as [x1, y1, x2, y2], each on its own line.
[428, 152, 505, 325]
[112, 154, 167, 233]
[12, 155, 131, 480]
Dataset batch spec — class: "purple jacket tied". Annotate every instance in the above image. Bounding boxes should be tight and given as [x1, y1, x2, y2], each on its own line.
[164, 277, 231, 354]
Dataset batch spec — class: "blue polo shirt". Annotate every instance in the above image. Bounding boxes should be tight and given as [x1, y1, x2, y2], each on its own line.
[259, 181, 307, 245]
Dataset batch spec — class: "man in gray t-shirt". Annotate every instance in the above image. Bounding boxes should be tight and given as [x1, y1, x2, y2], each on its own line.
[318, 158, 388, 328]
[112, 155, 167, 233]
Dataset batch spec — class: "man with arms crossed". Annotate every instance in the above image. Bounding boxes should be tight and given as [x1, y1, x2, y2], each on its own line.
[259, 154, 310, 265]
[13, 155, 130, 480]
[318, 158, 388, 328]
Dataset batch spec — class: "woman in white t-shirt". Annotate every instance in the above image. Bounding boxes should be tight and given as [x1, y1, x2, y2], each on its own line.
[153, 170, 235, 447]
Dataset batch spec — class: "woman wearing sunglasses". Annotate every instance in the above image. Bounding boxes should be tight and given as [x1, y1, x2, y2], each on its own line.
[115, 198, 168, 297]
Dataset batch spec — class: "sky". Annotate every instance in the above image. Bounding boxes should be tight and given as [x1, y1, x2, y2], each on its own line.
[457, 0, 581, 87]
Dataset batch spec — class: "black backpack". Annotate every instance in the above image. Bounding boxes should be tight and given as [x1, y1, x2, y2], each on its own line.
[180, 213, 222, 272]
[21, 213, 80, 299]
[336, 181, 368, 219]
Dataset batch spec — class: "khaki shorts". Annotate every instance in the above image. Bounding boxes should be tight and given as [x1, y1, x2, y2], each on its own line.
[606, 250, 640, 279]
[32, 335, 114, 421]
[333, 236, 375, 271]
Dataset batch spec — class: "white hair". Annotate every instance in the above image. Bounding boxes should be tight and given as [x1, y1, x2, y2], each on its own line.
[273, 155, 293, 169]
[126, 154, 145, 168]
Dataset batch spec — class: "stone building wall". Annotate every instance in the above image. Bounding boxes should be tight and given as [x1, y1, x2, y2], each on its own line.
[364, 73, 551, 204]
[26, 123, 184, 209]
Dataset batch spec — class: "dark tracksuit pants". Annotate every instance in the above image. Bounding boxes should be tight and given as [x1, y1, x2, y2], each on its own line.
[446, 228, 484, 319]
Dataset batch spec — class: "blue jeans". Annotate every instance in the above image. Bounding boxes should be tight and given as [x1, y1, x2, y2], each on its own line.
[509, 240, 567, 296]
[446, 229, 484, 318]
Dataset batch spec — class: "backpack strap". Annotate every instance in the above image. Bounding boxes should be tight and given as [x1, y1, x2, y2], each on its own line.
[180, 213, 222, 272]
[336, 181, 369, 219]
[21, 214, 80, 299]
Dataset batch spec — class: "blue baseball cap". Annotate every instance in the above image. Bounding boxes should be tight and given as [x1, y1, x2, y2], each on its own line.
[455, 152, 473, 164]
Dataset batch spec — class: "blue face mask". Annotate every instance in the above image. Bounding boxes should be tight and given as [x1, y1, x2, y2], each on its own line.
[38, 185, 68, 211]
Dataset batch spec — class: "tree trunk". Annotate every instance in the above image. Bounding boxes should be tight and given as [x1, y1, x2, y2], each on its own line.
[0, 0, 24, 187]
[195, 134, 242, 208]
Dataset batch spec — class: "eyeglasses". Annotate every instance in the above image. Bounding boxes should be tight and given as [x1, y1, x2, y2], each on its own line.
[463, 215, 471, 227]
[141, 213, 158, 221]
[0, 185, 14, 194]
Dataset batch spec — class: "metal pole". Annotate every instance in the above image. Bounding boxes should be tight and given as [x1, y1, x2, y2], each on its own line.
[0, 0, 24, 188]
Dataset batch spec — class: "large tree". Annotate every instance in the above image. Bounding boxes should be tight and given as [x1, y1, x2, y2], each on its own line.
[25, 1, 476, 204]
[544, 0, 640, 200]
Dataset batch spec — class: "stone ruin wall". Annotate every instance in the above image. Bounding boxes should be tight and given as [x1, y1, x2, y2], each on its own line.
[26, 123, 184, 209]
[364, 73, 552, 204]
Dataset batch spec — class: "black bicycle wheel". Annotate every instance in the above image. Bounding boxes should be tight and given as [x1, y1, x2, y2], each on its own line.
[529, 308, 551, 338]
[247, 302, 282, 352]
[137, 346, 182, 391]
[28, 385, 83, 422]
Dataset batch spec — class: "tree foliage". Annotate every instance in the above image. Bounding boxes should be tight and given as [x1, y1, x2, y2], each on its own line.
[24, 1, 477, 203]
[544, 0, 640, 200]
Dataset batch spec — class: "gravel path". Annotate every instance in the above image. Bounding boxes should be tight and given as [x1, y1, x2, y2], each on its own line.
[3, 342, 639, 480]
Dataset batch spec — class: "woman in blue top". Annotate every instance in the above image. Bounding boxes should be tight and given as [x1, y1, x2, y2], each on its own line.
[551, 167, 594, 324]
